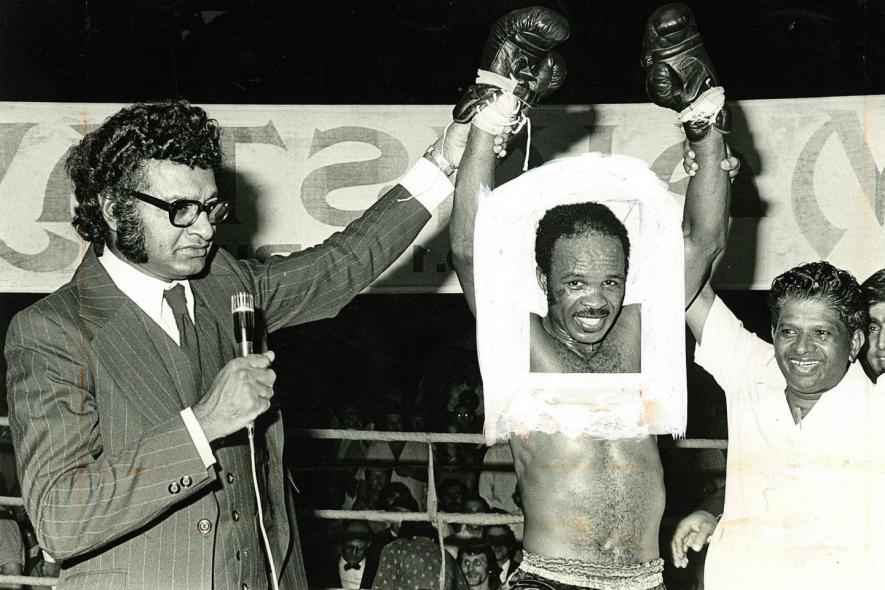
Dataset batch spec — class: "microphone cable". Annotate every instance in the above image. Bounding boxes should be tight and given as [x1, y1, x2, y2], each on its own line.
[232, 293, 280, 590]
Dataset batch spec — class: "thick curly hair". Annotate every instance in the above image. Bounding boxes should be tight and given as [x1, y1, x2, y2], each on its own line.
[66, 100, 222, 253]
[861, 268, 885, 308]
[535, 202, 630, 278]
[768, 261, 867, 334]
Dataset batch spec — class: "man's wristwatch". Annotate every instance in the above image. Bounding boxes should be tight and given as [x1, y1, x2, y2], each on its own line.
[423, 143, 455, 177]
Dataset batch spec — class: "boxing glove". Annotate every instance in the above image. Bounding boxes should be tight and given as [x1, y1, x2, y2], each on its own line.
[642, 3, 730, 141]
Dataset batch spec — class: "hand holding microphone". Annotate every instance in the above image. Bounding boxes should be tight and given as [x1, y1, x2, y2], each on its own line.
[191, 293, 275, 442]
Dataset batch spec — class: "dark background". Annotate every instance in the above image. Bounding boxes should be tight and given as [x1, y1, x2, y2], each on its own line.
[0, 0, 882, 585]
[1, 0, 882, 104]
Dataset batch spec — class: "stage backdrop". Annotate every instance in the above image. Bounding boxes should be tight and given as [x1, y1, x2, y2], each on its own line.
[0, 96, 882, 293]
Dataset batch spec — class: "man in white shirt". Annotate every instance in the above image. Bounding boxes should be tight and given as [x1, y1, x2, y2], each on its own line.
[685, 258, 885, 589]
[673, 268, 885, 580]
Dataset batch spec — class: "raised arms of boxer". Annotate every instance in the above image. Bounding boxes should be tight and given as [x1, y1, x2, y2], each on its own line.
[451, 6, 569, 316]
[642, 3, 736, 337]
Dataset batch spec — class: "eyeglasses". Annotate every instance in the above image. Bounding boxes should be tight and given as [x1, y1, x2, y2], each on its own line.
[131, 191, 230, 228]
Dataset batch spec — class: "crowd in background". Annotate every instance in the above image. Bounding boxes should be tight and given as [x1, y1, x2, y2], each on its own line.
[297, 352, 524, 589]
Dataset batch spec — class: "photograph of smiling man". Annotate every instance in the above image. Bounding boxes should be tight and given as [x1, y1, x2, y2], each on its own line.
[469, 153, 688, 443]
[529, 201, 640, 375]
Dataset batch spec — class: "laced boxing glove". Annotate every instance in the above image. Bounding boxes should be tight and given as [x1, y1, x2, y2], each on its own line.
[641, 3, 731, 141]
[453, 6, 569, 126]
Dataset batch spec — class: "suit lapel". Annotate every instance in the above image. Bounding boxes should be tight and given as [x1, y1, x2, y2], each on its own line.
[191, 275, 237, 369]
[76, 248, 196, 421]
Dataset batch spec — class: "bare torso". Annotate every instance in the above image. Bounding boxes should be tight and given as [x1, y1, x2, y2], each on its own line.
[516, 303, 662, 564]
[511, 432, 664, 564]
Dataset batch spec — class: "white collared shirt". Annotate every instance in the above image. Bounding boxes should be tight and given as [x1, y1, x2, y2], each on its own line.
[338, 556, 365, 589]
[98, 246, 195, 344]
[696, 295, 885, 589]
[498, 558, 511, 584]
[99, 247, 215, 469]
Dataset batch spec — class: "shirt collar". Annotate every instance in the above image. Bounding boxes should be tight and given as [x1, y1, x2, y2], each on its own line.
[99, 246, 194, 320]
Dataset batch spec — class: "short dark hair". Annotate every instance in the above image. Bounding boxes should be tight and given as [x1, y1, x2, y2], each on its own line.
[861, 269, 885, 308]
[342, 520, 372, 542]
[483, 524, 516, 547]
[66, 100, 222, 253]
[535, 202, 630, 278]
[768, 261, 867, 334]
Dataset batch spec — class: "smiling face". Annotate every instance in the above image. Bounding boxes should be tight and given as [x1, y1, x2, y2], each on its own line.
[104, 159, 218, 281]
[863, 302, 885, 381]
[772, 297, 864, 399]
[538, 232, 627, 353]
[460, 553, 490, 588]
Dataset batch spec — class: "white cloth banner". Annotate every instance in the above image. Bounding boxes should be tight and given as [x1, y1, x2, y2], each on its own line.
[474, 154, 686, 442]
[0, 96, 882, 293]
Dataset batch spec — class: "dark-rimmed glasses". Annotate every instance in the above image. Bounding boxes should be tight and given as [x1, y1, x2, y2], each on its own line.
[131, 191, 230, 228]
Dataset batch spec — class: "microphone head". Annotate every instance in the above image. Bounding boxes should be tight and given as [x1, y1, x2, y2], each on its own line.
[232, 293, 255, 357]
[231, 292, 255, 313]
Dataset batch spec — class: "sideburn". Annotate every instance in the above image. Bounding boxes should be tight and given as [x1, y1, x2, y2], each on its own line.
[113, 199, 149, 264]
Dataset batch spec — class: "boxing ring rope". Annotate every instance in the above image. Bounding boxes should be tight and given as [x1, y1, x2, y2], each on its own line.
[0, 419, 727, 589]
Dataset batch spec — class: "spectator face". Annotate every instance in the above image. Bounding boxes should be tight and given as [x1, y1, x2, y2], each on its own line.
[484, 526, 512, 564]
[441, 484, 465, 512]
[383, 412, 404, 432]
[410, 413, 426, 432]
[460, 553, 491, 588]
[452, 404, 475, 432]
[864, 302, 885, 379]
[366, 469, 390, 492]
[463, 499, 487, 536]
[772, 297, 862, 397]
[538, 233, 627, 349]
[341, 538, 370, 565]
[340, 407, 362, 429]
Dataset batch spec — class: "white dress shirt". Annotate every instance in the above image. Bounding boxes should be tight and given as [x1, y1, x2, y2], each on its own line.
[338, 556, 365, 589]
[696, 296, 885, 589]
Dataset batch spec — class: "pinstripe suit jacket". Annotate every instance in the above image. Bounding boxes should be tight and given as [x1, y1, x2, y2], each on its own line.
[5, 184, 431, 589]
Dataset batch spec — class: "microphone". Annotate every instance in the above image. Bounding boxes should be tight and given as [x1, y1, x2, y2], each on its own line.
[231, 292, 255, 358]
[231, 291, 281, 590]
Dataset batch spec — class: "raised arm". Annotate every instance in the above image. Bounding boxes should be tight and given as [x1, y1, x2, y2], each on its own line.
[451, 126, 499, 316]
[449, 6, 570, 316]
[682, 134, 734, 343]
[642, 3, 737, 341]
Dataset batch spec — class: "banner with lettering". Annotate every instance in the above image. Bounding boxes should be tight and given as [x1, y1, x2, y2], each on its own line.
[0, 97, 882, 293]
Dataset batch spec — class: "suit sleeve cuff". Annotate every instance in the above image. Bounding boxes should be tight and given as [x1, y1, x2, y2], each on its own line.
[398, 157, 454, 212]
[180, 407, 216, 469]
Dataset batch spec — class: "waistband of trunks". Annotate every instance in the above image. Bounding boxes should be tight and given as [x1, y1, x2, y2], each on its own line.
[519, 551, 664, 590]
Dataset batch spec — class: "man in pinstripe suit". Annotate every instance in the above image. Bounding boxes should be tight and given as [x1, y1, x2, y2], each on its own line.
[4, 100, 458, 589]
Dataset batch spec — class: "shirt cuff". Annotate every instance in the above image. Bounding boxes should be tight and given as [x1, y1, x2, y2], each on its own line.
[398, 157, 454, 212]
[180, 407, 216, 469]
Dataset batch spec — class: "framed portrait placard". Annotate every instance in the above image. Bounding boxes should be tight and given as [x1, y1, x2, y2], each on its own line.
[474, 154, 687, 443]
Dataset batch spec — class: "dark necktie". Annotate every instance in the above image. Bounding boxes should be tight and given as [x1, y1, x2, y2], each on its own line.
[344, 562, 361, 571]
[164, 284, 203, 393]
